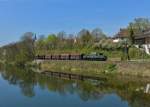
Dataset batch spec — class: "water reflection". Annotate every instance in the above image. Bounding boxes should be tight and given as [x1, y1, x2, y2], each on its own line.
[0, 64, 150, 107]
[145, 84, 150, 94]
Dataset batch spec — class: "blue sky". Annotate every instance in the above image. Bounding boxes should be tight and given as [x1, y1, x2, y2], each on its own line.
[0, 0, 150, 46]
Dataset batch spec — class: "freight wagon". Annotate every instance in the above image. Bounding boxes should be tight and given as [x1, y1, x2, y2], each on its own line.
[36, 52, 107, 61]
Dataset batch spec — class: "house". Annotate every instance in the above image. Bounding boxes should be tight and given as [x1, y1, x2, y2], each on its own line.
[113, 28, 150, 55]
[134, 29, 150, 54]
[134, 30, 150, 44]
[113, 28, 129, 43]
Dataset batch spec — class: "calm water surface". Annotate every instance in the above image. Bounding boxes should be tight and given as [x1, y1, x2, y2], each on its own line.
[0, 65, 149, 107]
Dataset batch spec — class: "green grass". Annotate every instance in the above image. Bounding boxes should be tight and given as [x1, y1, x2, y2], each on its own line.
[40, 60, 116, 77]
[40, 60, 150, 77]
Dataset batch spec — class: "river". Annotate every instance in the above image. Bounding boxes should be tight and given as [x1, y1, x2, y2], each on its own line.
[0, 65, 149, 107]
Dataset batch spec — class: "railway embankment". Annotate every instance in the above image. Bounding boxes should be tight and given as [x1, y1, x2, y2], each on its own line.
[39, 60, 150, 78]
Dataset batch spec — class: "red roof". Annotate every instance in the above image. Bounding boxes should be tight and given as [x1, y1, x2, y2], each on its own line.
[114, 28, 129, 38]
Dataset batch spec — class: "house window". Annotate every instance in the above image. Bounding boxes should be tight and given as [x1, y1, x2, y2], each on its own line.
[135, 38, 146, 45]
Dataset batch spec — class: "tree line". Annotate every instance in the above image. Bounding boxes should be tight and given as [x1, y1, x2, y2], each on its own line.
[0, 32, 35, 66]
[0, 18, 150, 65]
[36, 28, 107, 54]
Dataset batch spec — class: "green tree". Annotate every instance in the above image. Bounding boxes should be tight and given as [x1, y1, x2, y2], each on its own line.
[45, 34, 58, 50]
[128, 24, 135, 44]
[91, 28, 106, 42]
[36, 35, 46, 53]
[0, 32, 35, 65]
[128, 18, 150, 35]
[78, 29, 94, 47]
[57, 31, 66, 49]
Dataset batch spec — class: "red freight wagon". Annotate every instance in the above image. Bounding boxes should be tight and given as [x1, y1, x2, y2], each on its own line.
[60, 54, 70, 60]
[70, 54, 81, 60]
[51, 55, 60, 60]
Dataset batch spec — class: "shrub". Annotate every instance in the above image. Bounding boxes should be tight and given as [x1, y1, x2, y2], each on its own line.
[129, 46, 150, 59]
[104, 63, 117, 74]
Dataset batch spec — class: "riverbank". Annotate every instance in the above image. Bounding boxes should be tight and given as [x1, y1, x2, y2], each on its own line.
[40, 60, 150, 78]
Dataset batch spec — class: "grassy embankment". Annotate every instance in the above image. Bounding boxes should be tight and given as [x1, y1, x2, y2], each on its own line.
[40, 60, 150, 78]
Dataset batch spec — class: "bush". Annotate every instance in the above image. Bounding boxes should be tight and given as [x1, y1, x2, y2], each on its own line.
[104, 63, 117, 74]
[129, 47, 150, 59]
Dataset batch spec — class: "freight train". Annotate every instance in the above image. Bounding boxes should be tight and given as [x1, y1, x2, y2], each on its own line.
[36, 52, 107, 61]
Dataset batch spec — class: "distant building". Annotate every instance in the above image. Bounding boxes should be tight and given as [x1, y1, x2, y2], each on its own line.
[134, 29, 150, 54]
[113, 28, 150, 54]
[74, 38, 77, 44]
[134, 30, 150, 45]
[113, 28, 129, 43]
